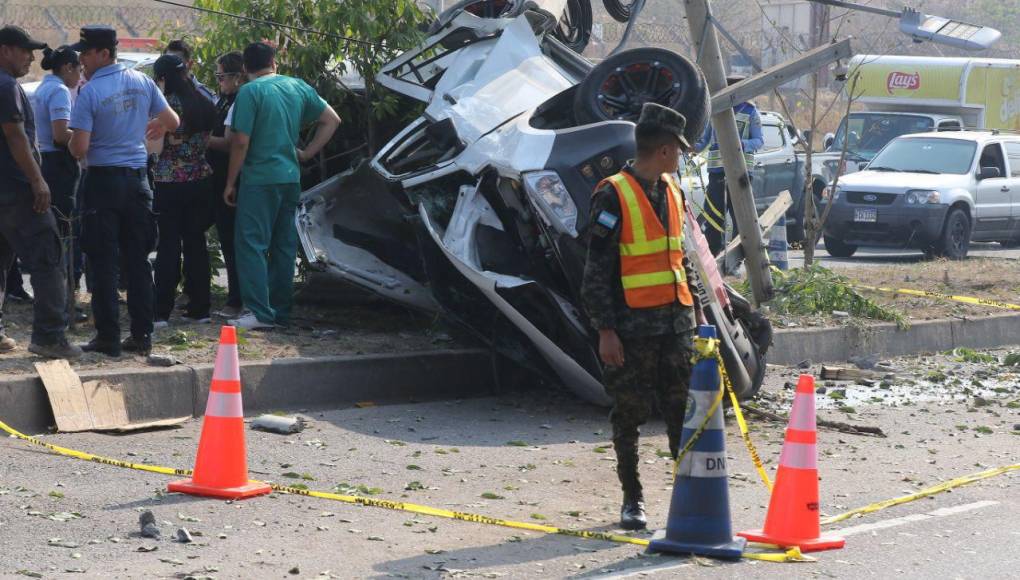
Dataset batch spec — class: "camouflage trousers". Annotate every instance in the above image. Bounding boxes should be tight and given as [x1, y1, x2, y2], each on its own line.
[603, 330, 695, 499]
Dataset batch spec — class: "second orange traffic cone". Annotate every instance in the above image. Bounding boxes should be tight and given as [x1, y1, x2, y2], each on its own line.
[168, 326, 271, 500]
[738, 374, 844, 552]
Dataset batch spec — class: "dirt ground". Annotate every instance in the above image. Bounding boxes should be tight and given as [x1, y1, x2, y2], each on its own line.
[0, 287, 463, 376]
[734, 256, 1020, 329]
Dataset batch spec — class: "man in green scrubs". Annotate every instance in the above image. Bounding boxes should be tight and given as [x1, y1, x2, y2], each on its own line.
[224, 42, 340, 329]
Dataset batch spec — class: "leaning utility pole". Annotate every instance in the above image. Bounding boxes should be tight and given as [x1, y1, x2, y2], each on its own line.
[684, 0, 774, 304]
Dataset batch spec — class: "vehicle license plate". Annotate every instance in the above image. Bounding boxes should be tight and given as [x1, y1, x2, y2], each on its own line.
[854, 208, 877, 223]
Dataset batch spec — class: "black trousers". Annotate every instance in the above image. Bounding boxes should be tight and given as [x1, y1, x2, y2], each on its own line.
[80, 167, 157, 342]
[0, 190, 69, 345]
[211, 167, 240, 308]
[4, 259, 25, 296]
[154, 179, 212, 320]
[702, 172, 739, 256]
[42, 150, 83, 287]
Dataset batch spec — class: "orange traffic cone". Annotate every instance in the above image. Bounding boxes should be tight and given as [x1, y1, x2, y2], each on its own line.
[738, 374, 844, 552]
[168, 326, 271, 500]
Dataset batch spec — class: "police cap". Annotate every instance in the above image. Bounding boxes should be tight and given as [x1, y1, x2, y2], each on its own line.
[69, 25, 118, 52]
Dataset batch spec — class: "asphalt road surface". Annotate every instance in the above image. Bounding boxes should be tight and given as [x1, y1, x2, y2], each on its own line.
[787, 241, 1020, 269]
[2, 350, 1018, 579]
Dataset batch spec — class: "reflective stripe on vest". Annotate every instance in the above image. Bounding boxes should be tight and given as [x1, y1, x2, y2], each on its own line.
[706, 111, 754, 170]
[602, 172, 695, 309]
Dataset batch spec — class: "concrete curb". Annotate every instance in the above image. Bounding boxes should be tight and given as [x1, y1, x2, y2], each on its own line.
[4, 314, 1018, 434]
[770, 312, 1020, 365]
[1, 349, 493, 434]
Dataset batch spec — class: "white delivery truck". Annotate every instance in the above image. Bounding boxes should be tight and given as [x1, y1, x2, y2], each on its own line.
[808, 54, 1020, 198]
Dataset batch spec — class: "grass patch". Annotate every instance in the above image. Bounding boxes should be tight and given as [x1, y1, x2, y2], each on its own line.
[951, 348, 997, 364]
[333, 483, 383, 496]
[1003, 353, 1020, 367]
[740, 265, 907, 328]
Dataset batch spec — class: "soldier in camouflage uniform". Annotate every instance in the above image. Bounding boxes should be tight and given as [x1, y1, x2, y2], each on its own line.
[581, 103, 703, 530]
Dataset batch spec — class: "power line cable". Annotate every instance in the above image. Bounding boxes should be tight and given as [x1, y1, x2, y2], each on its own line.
[148, 0, 388, 49]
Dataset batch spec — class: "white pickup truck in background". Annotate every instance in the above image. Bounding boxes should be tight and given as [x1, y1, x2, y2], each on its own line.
[808, 54, 1020, 204]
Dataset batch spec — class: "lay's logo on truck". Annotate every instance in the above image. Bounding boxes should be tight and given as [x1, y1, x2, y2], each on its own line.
[886, 72, 920, 93]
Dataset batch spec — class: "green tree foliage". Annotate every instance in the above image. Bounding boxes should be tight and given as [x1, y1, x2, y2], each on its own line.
[188, 0, 430, 161]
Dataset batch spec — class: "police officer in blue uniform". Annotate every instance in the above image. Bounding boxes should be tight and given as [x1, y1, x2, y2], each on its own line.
[69, 26, 180, 357]
[694, 75, 763, 256]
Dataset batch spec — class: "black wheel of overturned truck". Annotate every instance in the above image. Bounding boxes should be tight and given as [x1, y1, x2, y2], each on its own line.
[573, 47, 710, 145]
[602, 0, 638, 22]
[934, 207, 971, 260]
[550, 0, 593, 54]
[824, 235, 857, 258]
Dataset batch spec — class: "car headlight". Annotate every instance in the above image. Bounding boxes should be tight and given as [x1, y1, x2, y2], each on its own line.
[821, 185, 842, 201]
[905, 189, 941, 204]
[523, 171, 578, 237]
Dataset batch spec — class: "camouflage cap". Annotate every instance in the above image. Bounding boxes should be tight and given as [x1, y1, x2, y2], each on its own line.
[636, 102, 689, 149]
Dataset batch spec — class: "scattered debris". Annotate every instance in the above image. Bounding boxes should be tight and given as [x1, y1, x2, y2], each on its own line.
[139, 510, 160, 539]
[821, 366, 894, 382]
[146, 354, 180, 367]
[251, 414, 306, 434]
[176, 528, 194, 544]
[743, 405, 886, 437]
[848, 354, 880, 370]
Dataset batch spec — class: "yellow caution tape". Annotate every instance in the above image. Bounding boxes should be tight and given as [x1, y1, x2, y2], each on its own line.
[856, 284, 1020, 312]
[717, 352, 773, 493]
[0, 418, 802, 562]
[821, 463, 1020, 525]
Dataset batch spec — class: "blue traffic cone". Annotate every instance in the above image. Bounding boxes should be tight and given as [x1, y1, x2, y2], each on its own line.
[648, 324, 746, 560]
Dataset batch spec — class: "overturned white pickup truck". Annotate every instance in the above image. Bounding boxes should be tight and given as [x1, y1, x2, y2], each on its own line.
[296, 0, 771, 405]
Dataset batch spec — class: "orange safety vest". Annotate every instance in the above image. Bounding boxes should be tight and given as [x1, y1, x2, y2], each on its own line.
[600, 171, 694, 309]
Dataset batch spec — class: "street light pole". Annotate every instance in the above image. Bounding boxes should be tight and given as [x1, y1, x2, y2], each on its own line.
[806, 0, 1001, 51]
[684, 0, 774, 305]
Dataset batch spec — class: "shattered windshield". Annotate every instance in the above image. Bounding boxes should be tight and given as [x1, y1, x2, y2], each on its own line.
[830, 113, 934, 158]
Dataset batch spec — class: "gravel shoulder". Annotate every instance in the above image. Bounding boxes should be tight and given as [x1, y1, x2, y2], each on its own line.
[1, 348, 1018, 578]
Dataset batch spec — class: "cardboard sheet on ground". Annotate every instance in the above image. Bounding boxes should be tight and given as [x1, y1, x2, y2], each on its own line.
[34, 360, 188, 433]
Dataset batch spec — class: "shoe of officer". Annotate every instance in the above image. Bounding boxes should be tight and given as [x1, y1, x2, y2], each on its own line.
[74, 307, 89, 324]
[81, 337, 122, 357]
[29, 339, 84, 360]
[5, 287, 33, 303]
[121, 335, 152, 356]
[0, 334, 15, 353]
[620, 494, 647, 530]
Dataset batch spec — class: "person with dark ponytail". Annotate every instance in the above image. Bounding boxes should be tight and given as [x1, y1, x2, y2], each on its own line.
[32, 45, 84, 314]
[151, 53, 218, 327]
[206, 51, 244, 318]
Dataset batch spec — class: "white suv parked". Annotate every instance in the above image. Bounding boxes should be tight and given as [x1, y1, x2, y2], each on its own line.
[820, 131, 1020, 259]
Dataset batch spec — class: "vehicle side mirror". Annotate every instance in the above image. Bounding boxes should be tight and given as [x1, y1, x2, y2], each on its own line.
[979, 166, 1001, 180]
[823, 133, 835, 150]
[802, 129, 812, 145]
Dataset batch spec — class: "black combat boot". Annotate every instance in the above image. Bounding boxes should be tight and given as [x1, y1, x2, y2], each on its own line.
[617, 458, 647, 530]
[620, 491, 647, 530]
